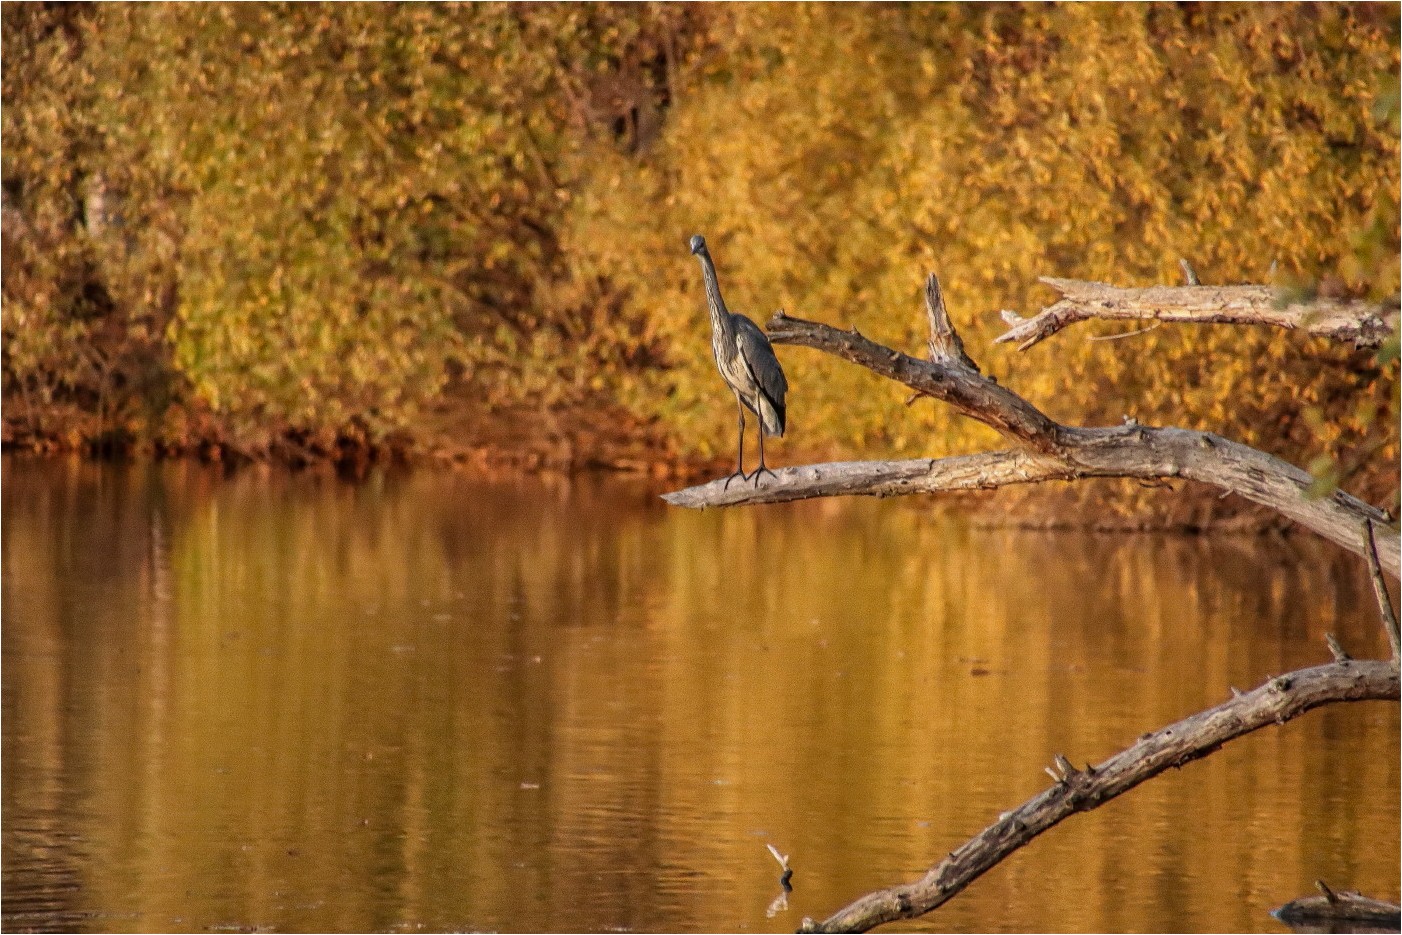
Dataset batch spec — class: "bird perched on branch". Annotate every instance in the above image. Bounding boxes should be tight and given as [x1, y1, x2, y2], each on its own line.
[689, 234, 788, 488]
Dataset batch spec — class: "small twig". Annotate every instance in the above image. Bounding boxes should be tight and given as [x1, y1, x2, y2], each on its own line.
[1325, 633, 1351, 663]
[1179, 258, 1201, 286]
[1087, 322, 1161, 342]
[1363, 520, 1400, 661]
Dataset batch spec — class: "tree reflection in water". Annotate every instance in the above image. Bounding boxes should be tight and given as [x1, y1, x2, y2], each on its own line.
[3, 458, 1397, 932]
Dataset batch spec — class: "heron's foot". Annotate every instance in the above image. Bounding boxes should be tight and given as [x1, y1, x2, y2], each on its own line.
[750, 464, 780, 487]
[721, 470, 748, 491]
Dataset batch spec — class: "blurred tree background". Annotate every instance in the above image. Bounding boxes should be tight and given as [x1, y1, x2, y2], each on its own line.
[3, 3, 1397, 513]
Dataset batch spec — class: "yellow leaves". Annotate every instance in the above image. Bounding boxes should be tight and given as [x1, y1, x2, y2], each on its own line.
[3, 3, 1396, 474]
[557, 4, 1399, 474]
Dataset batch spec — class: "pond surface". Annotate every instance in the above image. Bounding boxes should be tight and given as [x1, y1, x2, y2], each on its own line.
[2, 457, 1397, 933]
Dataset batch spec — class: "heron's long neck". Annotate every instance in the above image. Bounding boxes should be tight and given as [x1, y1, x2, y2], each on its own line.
[697, 251, 734, 339]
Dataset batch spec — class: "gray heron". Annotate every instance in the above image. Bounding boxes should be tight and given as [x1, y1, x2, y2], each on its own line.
[689, 234, 788, 488]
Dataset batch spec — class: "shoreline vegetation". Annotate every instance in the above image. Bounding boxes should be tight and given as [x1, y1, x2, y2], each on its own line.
[4, 4, 1398, 528]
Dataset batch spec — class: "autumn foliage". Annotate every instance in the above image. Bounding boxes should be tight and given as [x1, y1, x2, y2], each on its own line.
[3, 3, 1398, 506]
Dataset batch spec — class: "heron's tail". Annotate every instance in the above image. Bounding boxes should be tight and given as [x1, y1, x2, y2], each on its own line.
[758, 396, 786, 438]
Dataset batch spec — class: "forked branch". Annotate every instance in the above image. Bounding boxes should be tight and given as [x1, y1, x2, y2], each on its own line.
[664, 274, 1400, 577]
[797, 660, 1400, 933]
[995, 277, 1399, 351]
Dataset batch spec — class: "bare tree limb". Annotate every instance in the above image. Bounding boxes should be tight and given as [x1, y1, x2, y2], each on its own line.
[661, 452, 1082, 507]
[667, 287, 1400, 577]
[995, 278, 1399, 351]
[796, 660, 1400, 934]
[1364, 519, 1401, 660]
[766, 303, 1063, 452]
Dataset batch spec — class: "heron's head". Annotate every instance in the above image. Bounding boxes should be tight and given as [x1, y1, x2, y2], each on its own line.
[688, 234, 706, 256]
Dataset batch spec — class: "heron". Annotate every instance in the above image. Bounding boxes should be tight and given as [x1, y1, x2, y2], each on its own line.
[689, 234, 788, 488]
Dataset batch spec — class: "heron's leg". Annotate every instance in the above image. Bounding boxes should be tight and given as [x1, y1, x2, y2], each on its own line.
[723, 394, 747, 490]
[752, 421, 779, 485]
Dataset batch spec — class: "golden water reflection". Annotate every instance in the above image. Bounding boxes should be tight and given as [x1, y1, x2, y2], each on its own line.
[3, 458, 1397, 932]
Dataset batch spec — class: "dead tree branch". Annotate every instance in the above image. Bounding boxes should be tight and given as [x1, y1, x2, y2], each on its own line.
[661, 451, 1071, 506]
[796, 660, 1400, 934]
[664, 276, 1400, 577]
[995, 278, 1399, 351]
[1365, 520, 1401, 660]
[1274, 880, 1402, 931]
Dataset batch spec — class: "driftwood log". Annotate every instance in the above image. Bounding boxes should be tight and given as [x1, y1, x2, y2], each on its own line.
[798, 660, 1400, 933]
[663, 275, 1400, 577]
[1273, 880, 1402, 933]
[662, 269, 1400, 933]
[995, 277, 1399, 351]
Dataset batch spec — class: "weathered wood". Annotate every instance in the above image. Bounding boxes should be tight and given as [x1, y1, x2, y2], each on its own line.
[796, 660, 1401, 934]
[1274, 880, 1402, 932]
[669, 310, 1400, 577]
[995, 278, 1399, 350]
[660, 451, 1075, 508]
[764, 311, 1064, 453]
[923, 274, 980, 373]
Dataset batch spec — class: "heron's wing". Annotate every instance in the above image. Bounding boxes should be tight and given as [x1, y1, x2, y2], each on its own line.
[733, 315, 788, 409]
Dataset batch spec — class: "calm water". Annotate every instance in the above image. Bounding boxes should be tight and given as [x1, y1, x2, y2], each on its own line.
[2, 457, 1397, 933]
